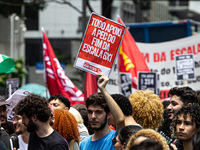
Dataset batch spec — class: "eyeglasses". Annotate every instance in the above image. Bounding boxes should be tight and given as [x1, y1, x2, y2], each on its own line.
[112, 137, 120, 145]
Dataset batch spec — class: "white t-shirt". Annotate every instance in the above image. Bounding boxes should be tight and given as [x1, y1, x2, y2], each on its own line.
[18, 135, 28, 150]
[78, 124, 89, 141]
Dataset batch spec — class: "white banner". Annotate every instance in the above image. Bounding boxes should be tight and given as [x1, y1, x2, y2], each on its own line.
[137, 33, 200, 91]
[106, 34, 200, 98]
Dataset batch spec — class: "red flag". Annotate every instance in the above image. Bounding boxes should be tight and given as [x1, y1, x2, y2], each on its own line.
[42, 29, 84, 105]
[118, 16, 150, 89]
[84, 72, 97, 100]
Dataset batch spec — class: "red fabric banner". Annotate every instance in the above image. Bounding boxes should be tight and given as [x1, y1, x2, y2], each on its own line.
[84, 72, 97, 100]
[42, 30, 84, 105]
[117, 17, 150, 89]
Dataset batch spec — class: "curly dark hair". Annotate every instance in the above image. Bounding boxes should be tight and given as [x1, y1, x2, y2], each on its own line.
[16, 94, 51, 122]
[111, 94, 133, 116]
[168, 87, 198, 105]
[48, 94, 71, 108]
[85, 92, 110, 114]
[171, 105, 200, 139]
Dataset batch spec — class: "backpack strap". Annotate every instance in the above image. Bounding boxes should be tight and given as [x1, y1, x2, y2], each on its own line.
[11, 136, 19, 149]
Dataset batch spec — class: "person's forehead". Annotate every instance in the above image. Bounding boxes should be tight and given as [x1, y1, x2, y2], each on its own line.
[51, 99, 64, 104]
[88, 105, 104, 111]
[170, 95, 182, 103]
[178, 114, 193, 121]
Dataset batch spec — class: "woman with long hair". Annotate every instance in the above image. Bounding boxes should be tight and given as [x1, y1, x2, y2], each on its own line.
[52, 109, 80, 150]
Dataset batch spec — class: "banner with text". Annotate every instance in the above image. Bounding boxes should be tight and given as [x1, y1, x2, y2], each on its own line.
[74, 12, 126, 77]
[106, 34, 200, 99]
[137, 33, 200, 92]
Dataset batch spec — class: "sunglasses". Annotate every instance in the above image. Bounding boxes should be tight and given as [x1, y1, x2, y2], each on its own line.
[112, 137, 120, 145]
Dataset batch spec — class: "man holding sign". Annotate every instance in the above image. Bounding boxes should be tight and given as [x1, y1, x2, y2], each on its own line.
[74, 13, 126, 77]
[80, 72, 125, 150]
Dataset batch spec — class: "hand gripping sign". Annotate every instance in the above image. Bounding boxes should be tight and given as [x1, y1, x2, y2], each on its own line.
[74, 12, 126, 77]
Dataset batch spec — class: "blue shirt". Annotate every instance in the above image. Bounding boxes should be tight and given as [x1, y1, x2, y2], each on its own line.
[80, 130, 117, 150]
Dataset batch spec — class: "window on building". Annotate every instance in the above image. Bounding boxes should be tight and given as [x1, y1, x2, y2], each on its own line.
[121, 2, 135, 23]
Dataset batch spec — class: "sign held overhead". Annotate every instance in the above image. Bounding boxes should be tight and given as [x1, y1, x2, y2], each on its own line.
[74, 12, 126, 77]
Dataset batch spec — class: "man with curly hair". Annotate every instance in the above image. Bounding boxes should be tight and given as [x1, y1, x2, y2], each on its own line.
[15, 94, 69, 150]
[80, 72, 125, 150]
[129, 89, 164, 130]
[171, 105, 200, 150]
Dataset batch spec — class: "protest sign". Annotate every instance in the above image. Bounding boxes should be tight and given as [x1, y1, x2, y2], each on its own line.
[6, 89, 31, 122]
[138, 72, 157, 94]
[74, 12, 126, 77]
[175, 54, 195, 81]
[6, 78, 19, 98]
[106, 33, 200, 99]
[119, 72, 132, 97]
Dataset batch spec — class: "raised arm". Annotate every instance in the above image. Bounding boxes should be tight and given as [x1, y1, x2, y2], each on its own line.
[96, 72, 125, 131]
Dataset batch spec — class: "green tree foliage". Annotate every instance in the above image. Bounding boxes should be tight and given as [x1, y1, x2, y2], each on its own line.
[0, 57, 27, 90]
[0, 0, 46, 19]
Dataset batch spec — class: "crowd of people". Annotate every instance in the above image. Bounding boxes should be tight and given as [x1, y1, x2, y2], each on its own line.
[0, 72, 200, 150]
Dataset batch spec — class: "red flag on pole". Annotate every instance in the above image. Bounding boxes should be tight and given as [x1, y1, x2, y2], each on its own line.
[42, 29, 84, 105]
[84, 72, 97, 100]
[117, 16, 150, 89]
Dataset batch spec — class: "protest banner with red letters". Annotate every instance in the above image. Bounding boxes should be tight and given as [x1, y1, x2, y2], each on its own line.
[106, 33, 200, 99]
[74, 12, 126, 77]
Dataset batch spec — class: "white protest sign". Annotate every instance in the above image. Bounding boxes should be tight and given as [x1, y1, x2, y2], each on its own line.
[175, 54, 195, 81]
[6, 89, 31, 122]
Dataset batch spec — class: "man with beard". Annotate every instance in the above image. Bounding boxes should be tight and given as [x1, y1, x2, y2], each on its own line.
[0, 97, 14, 135]
[171, 105, 200, 150]
[15, 94, 69, 150]
[80, 72, 125, 150]
[10, 107, 30, 150]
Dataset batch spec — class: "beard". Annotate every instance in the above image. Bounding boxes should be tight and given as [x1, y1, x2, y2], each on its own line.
[15, 129, 23, 135]
[27, 118, 37, 132]
[90, 114, 108, 131]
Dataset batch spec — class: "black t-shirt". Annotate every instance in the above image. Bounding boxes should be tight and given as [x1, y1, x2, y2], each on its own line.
[28, 130, 69, 150]
[0, 128, 12, 150]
